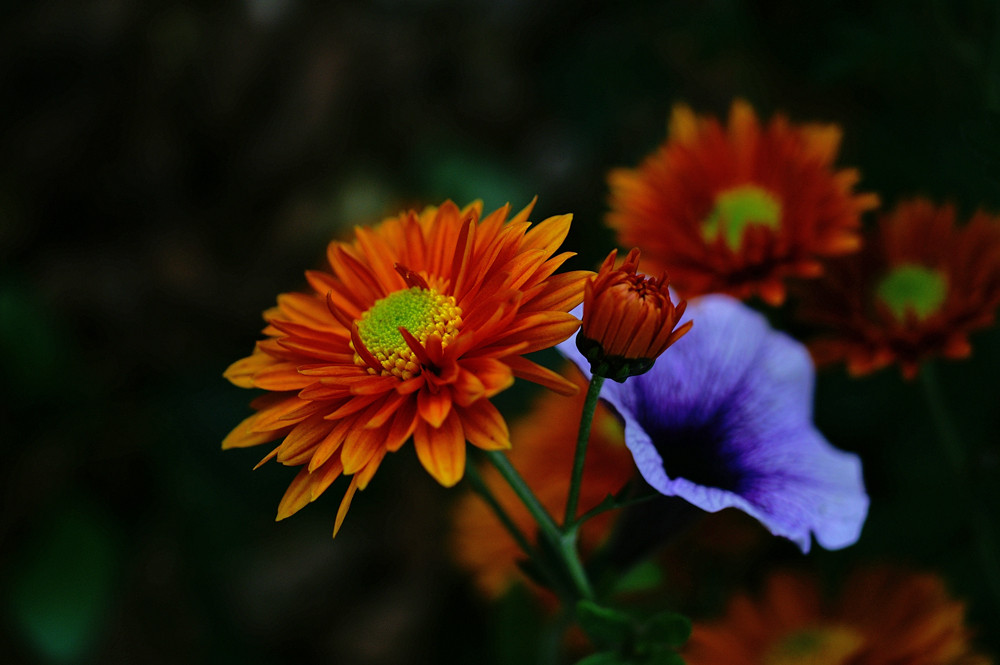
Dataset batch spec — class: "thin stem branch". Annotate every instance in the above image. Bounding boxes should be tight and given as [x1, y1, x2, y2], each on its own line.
[564, 375, 606, 527]
[483, 450, 594, 601]
[484, 450, 561, 536]
[576, 489, 658, 526]
[464, 457, 534, 559]
[919, 363, 965, 471]
[919, 363, 1000, 611]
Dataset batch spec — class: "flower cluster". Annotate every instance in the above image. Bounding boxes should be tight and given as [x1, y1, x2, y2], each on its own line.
[222, 96, 997, 664]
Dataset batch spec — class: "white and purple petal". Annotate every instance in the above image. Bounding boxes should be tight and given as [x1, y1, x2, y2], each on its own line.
[559, 294, 868, 553]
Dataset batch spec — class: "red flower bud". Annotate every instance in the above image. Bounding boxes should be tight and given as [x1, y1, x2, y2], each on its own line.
[577, 248, 693, 381]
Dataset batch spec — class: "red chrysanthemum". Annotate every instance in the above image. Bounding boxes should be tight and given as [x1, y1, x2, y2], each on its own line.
[450, 364, 634, 598]
[223, 200, 591, 535]
[798, 198, 1000, 379]
[607, 99, 879, 305]
[683, 568, 990, 665]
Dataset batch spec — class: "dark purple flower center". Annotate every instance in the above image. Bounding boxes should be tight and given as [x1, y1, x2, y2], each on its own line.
[633, 400, 746, 493]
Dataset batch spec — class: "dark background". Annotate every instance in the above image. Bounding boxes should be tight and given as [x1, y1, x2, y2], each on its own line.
[2, 1, 999, 663]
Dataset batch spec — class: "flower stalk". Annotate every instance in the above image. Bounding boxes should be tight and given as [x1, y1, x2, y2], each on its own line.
[919, 363, 1000, 613]
[564, 375, 606, 528]
[483, 450, 595, 601]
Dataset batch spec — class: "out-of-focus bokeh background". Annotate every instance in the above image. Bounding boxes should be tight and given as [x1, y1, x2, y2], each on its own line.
[2, 1, 999, 663]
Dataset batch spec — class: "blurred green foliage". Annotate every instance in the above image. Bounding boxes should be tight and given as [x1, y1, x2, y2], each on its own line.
[5, 502, 119, 664]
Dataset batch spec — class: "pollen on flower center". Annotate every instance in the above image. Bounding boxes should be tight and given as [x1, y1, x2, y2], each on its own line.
[353, 286, 463, 378]
[763, 626, 864, 665]
[702, 185, 783, 249]
[875, 264, 947, 321]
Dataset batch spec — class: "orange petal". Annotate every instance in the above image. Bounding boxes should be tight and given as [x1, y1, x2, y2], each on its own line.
[363, 391, 409, 429]
[457, 357, 515, 396]
[504, 355, 579, 396]
[522, 213, 572, 255]
[322, 393, 383, 421]
[385, 398, 419, 452]
[223, 350, 274, 388]
[451, 367, 487, 406]
[456, 401, 510, 450]
[483, 311, 581, 355]
[413, 413, 466, 487]
[252, 364, 313, 391]
[275, 414, 332, 464]
[507, 197, 536, 226]
[356, 449, 388, 490]
[222, 413, 282, 449]
[522, 270, 591, 312]
[249, 394, 315, 431]
[340, 427, 384, 475]
[308, 418, 353, 471]
[669, 104, 699, 144]
[276, 292, 337, 328]
[333, 476, 360, 537]
[417, 387, 453, 428]
[276, 467, 314, 520]
[310, 458, 345, 501]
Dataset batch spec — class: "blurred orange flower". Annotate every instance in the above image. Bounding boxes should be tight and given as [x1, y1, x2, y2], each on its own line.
[684, 567, 990, 665]
[577, 248, 692, 381]
[451, 365, 635, 598]
[607, 100, 879, 305]
[799, 198, 1000, 379]
[223, 200, 590, 536]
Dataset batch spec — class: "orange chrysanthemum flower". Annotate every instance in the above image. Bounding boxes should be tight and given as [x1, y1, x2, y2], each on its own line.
[577, 247, 692, 381]
[607, 100, 879, 305]
[223, 200, 591, 536]
[451, 365, 634, 598]
[683, 567, 990, 665]
[799, 199, 1000, 379]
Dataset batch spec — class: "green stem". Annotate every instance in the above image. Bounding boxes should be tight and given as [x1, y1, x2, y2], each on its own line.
[484, 450, 561, 536]
[484, 450, 595, 601]
[464, 457, 534, 559]
[564, 375, 606, 527]
[919, 363, 965, 471]
[919, 363, 1000, 611]
[577, 488, 658, 526]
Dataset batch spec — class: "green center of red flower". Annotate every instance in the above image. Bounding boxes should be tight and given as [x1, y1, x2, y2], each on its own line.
[354, 286, 462, 379]
[702, 185, 783, 249]
[764, 626, 864, 665]
[875, 264, 947, 321]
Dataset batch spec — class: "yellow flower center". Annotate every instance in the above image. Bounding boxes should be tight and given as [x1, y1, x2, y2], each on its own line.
[702, 185, 783, 249]
[763, 626, 865, 665]
[875, 264, 947, 321]
[353, 286, 463, 379]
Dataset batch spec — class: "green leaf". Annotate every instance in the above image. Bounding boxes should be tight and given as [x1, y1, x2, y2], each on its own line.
[576, 600, 634, 648]
[641, 612, 692, 648]
[612, 560, 664, 594]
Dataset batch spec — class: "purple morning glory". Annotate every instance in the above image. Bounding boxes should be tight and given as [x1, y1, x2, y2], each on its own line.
[558, 294, 868, 553]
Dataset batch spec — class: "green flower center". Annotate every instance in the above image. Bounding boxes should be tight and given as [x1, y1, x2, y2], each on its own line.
[764, 626, 864, 665]
[354, 286, 462, 378]
[875, 264, 947, 321]
[702, 185, 783, 249]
